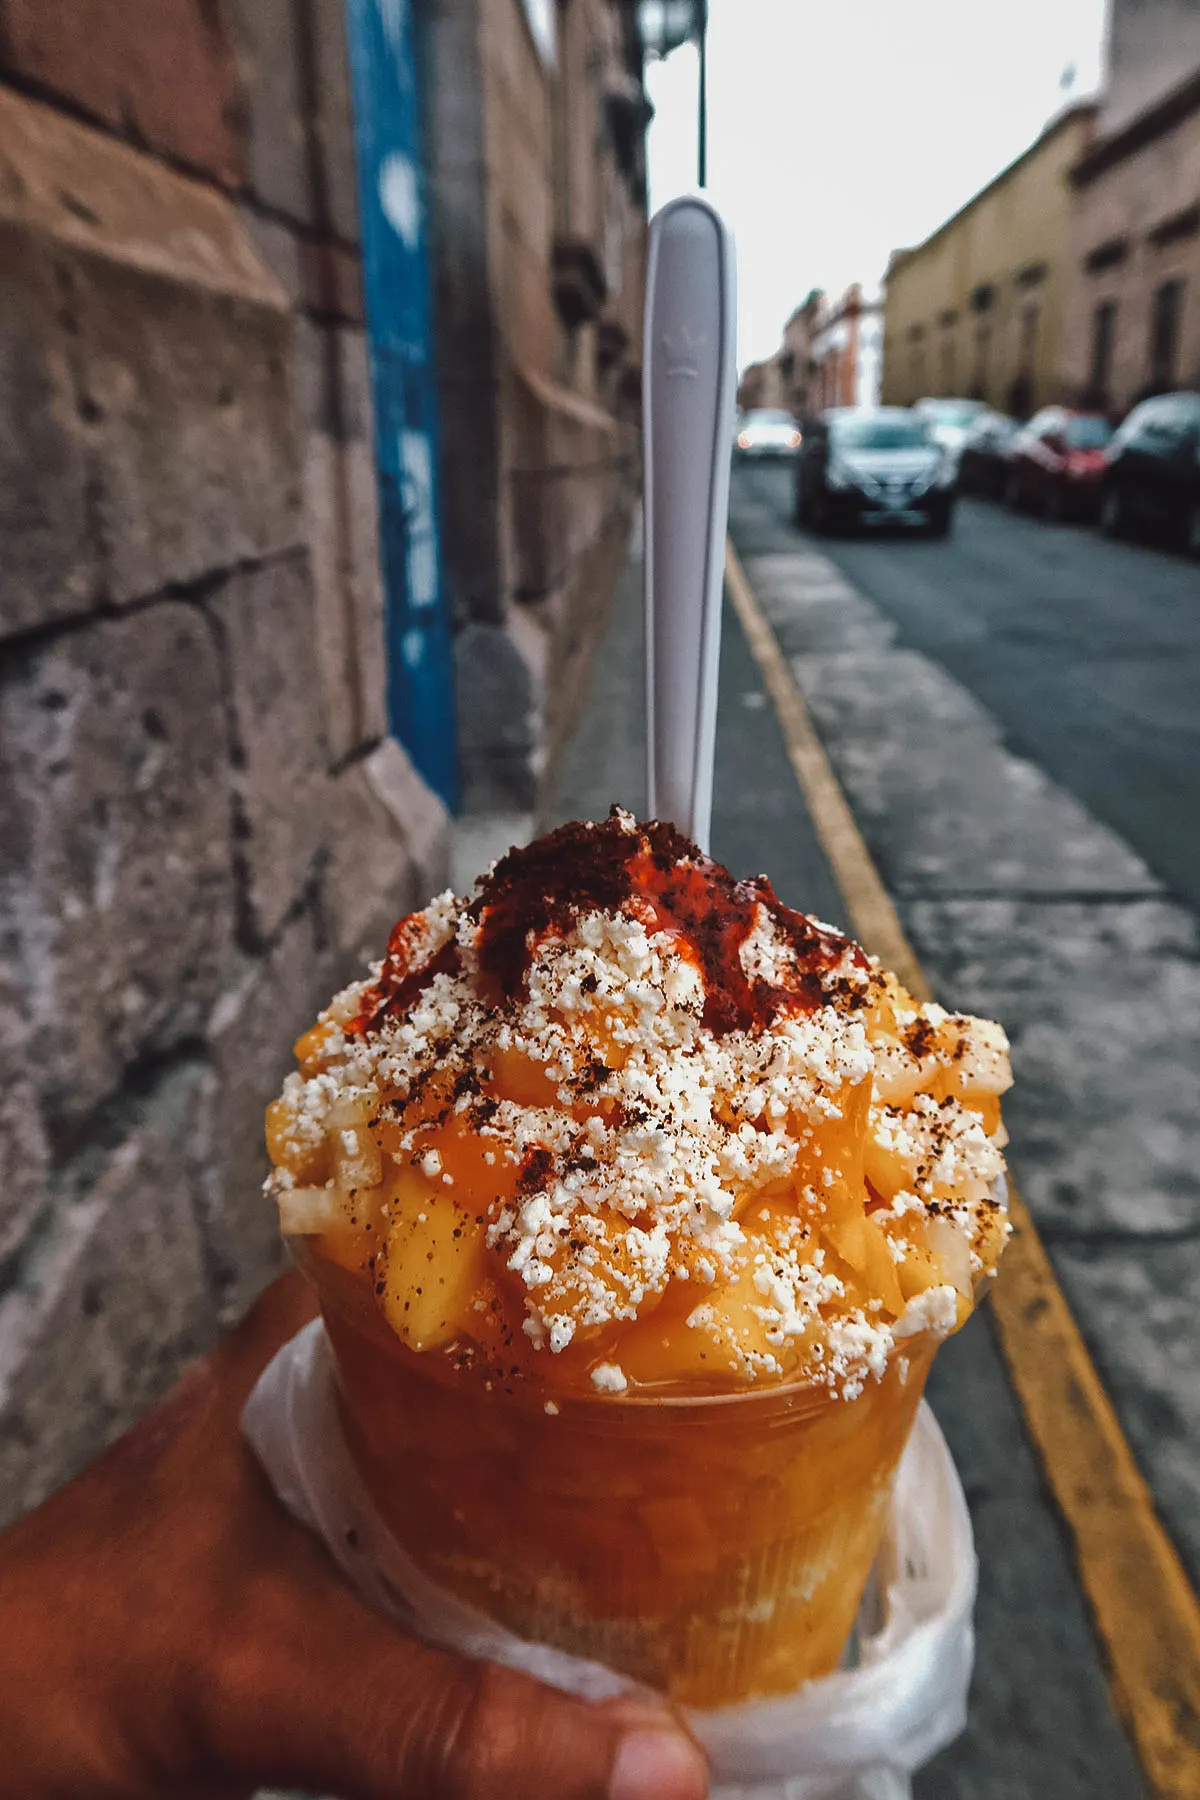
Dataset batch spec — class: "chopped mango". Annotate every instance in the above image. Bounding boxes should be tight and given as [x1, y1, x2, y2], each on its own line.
[379, 1169, 488, 1351]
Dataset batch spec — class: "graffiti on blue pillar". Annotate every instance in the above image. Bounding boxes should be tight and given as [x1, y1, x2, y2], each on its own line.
[344, 0, 459, 809]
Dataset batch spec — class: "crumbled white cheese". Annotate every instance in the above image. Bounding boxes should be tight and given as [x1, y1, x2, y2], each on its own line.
[590, 1362, 628, 1393]
[894, 1284, 959, 1340]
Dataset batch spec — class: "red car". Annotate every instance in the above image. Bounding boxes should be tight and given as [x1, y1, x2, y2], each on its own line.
[1003, 407, 1114, 520]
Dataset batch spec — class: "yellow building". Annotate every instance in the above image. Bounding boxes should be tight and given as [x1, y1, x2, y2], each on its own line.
[881, 104, 1096, 417]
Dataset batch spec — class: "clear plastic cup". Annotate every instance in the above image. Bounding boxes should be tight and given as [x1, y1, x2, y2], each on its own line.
[301, 1243, 938, 1709]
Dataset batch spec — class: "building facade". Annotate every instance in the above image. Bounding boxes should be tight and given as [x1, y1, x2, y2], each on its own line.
[881, 105, 1096, 417]
[737, 358, 788, 411]
[809, 284, 883, 413]
[740, 286, 874, 420]
[1061, 0, 1200, 413]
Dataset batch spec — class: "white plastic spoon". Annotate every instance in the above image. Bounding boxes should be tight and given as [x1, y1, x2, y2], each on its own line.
[642, 194, 737, 853]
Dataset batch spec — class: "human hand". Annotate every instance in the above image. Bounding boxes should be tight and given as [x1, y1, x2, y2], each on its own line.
[0, 1272, 709, 1800]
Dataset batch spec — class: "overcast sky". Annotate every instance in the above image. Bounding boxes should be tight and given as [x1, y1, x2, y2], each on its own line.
[646, 0, 1109, 368]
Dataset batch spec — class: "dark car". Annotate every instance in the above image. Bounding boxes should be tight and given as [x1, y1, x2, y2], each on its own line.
[1099, 392, 1200, 553]
[956, 411, 1020, 497]
[793, 408, 956, 536]
[1004, 407, 1113, 519]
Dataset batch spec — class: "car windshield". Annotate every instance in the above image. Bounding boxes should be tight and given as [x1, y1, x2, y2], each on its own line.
[743, 410, 796, 428]
[920, 401, 984, 428]
[1066, 416, 1113, 449]
[831, 414, 932, 451]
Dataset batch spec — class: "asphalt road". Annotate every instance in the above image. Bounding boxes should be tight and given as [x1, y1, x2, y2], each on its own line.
[737, 462, 1200, 913]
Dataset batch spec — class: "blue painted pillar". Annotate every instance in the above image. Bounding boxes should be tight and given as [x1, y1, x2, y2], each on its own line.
[344, 0, 459, 810]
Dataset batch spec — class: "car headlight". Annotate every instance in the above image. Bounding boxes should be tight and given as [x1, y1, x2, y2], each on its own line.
[826, 460, 856, 491]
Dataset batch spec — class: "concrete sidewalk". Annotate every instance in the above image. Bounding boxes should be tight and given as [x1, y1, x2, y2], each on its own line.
[542, 545, 1146, 1800]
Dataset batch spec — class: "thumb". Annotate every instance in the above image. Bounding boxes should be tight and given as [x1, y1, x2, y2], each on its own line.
[207, 1516, 710, 1800]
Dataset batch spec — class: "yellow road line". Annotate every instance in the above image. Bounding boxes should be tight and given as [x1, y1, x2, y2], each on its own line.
[726, 538, 1200, 1800]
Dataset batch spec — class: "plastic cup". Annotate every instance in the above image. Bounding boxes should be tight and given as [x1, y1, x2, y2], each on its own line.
[299, 1242, 938, 1709]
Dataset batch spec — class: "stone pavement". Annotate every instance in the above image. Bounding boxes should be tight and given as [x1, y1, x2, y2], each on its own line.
[543, 546, 1148, 1799]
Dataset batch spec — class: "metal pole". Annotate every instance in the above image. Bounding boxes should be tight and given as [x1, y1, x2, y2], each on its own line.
[697, 0, 709, 187]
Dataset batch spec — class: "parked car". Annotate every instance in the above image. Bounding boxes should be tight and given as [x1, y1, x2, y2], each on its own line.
[1098, 392, 1200, 553]
[956, 411, 1020, 497]
[735, 409, 803, 459]
[912, 397, 991, 458]
[793, 407, 957, 536]
[1003, 407, 1113, 519]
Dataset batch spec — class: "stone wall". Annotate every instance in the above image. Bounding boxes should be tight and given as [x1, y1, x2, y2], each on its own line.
[427, 0, 647, 815]
[0, 2, 449, 1525]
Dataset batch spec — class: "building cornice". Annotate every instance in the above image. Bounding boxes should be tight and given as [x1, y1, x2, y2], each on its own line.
[886, 100, 1097, 278]
[1071, 65, 1200, 186]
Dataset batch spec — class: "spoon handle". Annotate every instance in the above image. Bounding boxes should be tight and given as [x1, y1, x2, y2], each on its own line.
[642, 195, 737, 853]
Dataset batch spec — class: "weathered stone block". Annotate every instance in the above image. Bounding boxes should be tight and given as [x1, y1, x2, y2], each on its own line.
[0, 0, 244, 186]
[229, 0, 315, 225]
[197, 905, 342, 1329]
[311, 0, 362, 243]
[0, 968, 50, 1266]
[239, 204, 307, 310]
[293, 321, 387, 761]
[303, 238, 364, 325]
[208, 554, 331, 942]
[455, 619, 541, 812]
[0, 227, 98, 643]
[0, 603, 236, 1136]
[341, 434, 389, 747]
[337, 329, 388, 747]
[301, 423, 357, 760]
[0, 89, 301, 608]
[0, 1061, 215, 1526]
[74, 257, 302, 604]
[325, 737, 451, 968]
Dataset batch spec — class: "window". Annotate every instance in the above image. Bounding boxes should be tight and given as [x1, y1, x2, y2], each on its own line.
[831, 415, 934, 452]
[1084, 238, 1128, 275]
[1089, 300, 1117, 404]
[1148, 279, 1185, 390]
[971, 323, 991, 399]
[939, 327, 956, 392]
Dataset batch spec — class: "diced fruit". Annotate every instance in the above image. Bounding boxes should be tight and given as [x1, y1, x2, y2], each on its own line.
[895, 1227, 944, 1301]
[619, 1257, 783, 1388]
[379, 1171, 488, 1351]
[293, 1018, 342, 1076]
[791, 1078, 870, 1197]
[319, 1226, 380, 1274]
[332, 1121, 383, 1195]
[265, 1095, 330, 1185]
[277, 1184, 343, 1235]
[926, 1216, 974, 1299]
[530, 1207, 668, 1341]
[490, 1045, 560, 1108]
